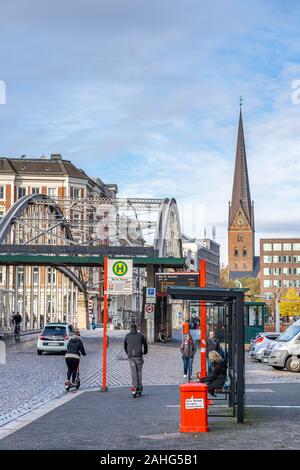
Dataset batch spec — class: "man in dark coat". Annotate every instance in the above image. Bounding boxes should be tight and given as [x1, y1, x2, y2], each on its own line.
[207, 330, 224, 373]
[124, 324, 148, 391]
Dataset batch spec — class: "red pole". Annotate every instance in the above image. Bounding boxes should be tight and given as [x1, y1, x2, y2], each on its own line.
[199, 259, 207, 378]
[101, 256, 108, 392]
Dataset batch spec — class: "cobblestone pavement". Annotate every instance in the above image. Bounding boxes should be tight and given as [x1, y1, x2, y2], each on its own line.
[0, 329, 125, 427]
[1, 327, 300, 432]
[0, 383, 300, 450]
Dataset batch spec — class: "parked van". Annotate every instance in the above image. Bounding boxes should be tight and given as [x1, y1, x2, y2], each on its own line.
[268, 320, 300, 372]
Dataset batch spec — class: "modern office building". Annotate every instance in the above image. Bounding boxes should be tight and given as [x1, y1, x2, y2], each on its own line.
[182, 235, 220, 287]
[260, 238, 300, 299]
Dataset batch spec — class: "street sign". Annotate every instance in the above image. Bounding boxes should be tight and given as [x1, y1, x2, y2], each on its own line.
[146, 287, 156, 304]
[178, 312, 182, 319]
[155, 273, 199, 295]
[107, 259, 133, 295]
[144, 303, 155, 319]
[88, 298, 94, 313]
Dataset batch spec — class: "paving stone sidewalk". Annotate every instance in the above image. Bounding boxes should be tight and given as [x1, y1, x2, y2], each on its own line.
[0, 384, 300, 450]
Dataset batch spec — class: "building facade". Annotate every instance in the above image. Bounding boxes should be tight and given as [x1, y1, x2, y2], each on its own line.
[0, 154, 118, 333]
[182, 235, 220, 287]
[228, 109, 259, 279]
[260, 238, 300, 299]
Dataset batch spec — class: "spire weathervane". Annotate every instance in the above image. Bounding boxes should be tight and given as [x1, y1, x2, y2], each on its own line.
[240, 96, 243, 108]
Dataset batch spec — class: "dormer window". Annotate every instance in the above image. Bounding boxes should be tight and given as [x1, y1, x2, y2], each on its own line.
[234, 247, 238, 257]
[243, 247, 247, 257]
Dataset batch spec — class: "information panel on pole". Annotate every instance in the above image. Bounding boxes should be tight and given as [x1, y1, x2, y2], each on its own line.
[107, 259, 133, 295]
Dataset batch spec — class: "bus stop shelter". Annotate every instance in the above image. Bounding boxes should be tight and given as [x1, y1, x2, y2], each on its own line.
[166, 286, 245, 423]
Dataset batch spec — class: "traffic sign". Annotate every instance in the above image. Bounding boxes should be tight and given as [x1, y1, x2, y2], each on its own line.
[107, 258, 133, 295]
[88, 298, 94, 313]
[146, 287, 156, 304]
[144, 303, 155, 319]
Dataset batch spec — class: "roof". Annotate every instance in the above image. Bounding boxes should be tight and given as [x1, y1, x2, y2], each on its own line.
[230, 256, 260, 279]
[0, 157, 90, 180]
[229, 110, 253, 227]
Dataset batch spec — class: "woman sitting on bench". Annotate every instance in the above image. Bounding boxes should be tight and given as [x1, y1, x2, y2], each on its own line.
[198, 350, 227, 396]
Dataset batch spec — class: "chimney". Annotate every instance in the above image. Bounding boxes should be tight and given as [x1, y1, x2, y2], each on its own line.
[51, 154, 62, 161]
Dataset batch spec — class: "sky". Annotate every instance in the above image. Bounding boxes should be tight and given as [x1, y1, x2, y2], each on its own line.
[1, 0, 300, 264]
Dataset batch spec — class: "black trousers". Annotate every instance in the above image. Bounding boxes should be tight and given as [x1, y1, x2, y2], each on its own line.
[66, 357, 79, 382]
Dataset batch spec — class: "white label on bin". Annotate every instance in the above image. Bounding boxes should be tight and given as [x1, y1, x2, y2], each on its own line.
[185, 396, 204, 409]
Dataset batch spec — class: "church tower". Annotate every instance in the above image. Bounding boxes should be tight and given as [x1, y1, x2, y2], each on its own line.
[228, 107, 255, 277]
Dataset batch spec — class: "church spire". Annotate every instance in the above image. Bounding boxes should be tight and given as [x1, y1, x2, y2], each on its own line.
[229, 107, 253, 227]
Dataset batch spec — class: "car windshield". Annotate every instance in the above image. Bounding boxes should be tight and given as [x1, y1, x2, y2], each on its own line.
[278, 325, 300, 342]
[43, 326, 66, 336]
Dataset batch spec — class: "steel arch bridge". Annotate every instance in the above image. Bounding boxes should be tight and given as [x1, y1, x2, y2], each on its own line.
[0, 194, 182, 333]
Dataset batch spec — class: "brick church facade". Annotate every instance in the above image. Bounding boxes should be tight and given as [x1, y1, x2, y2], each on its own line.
[228, 109, 260, 279]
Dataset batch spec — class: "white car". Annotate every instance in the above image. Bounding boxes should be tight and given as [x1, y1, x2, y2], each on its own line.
[37, 322, 75, 355]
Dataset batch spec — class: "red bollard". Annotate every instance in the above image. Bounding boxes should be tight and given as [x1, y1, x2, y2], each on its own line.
[180, 382, 208, 433]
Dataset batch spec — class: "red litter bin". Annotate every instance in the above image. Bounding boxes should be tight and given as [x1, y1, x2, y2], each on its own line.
[183, 321, 189, 335]
[180, 382, 208, 433]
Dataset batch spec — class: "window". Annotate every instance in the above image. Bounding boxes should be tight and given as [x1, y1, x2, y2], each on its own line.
[296, 268, 300, 275]
[47, 267, 56, 284]
[264, 280, 272, 288]
[33, 267, 39, 284]
[48, 188, 56, 197]
[263, 243, 272, 251]
[242, 247, 247, 257]
[237, 234, 243, 242]
[264, 292, 273, 300]
[71, 187, 80, 198]
[283, 268, 288, 275]
[17, 268, 24, 286]
[283, 243, 292, 251]
[263, 256, 272, 263]
[0, 210, 4, 221]
[73, 213, 80, 227]
[295, 256, 300, 263]
[18, 187, 26, 199]
[31, 187, 40, 195]
[0, 267, 3, 284]
[283, 256, 292, 263]
[235, 262, 238, 269]
[234, 247, 238, 257]
[273, 268, 282, 275]
[0, 186, 4, 199]
[273, 243, 282, 251]
[273, 255, 281, 263]
[293, 243, 300, 251]
[273, 279, 282, 287]
[264, 268, 272, 275]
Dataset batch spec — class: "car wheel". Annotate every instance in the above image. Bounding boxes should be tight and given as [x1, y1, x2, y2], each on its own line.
[272, 366, 284, 370]
[286, 357, 300, 373]
[37, 350, 43, 355]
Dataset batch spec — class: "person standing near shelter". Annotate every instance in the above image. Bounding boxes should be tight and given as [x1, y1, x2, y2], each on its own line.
[180, 334, 197, 380]
[207, 330, 224, 373]
[124, 323, 148, 394]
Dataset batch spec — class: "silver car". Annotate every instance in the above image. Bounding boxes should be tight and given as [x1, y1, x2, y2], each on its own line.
[268, 320, 300, 372]
[249, 332, 281, 362]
